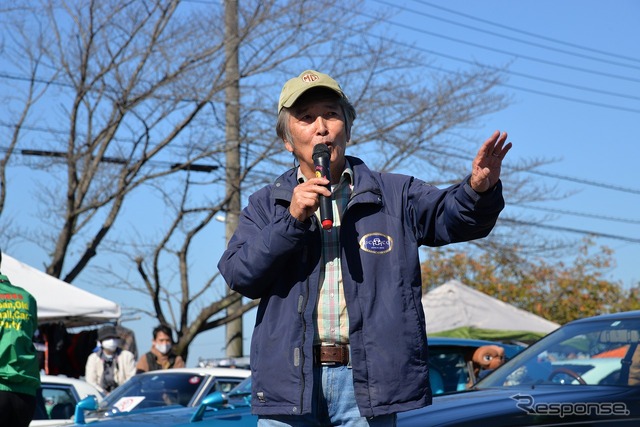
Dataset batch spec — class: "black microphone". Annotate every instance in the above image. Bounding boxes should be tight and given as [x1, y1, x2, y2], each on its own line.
[312, 144, 333, 230]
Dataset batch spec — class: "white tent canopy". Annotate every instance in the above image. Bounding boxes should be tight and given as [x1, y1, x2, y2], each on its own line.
[1, 252, 120, 327]
[422, 280, 559, 342]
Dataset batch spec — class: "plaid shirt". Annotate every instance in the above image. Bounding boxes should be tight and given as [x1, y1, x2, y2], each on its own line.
[297, 163, 354, 345]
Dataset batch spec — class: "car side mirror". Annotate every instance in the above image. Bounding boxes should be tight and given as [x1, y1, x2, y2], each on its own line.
[73, 395, 98, 425]
[189, 391, 228, 422]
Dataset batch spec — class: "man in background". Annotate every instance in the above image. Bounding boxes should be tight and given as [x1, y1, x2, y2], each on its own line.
[136, 324, 185, 373]
[0, 251, 41, 427]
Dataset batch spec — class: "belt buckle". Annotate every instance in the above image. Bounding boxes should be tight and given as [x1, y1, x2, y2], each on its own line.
[321, 342, 339, 348]
[319, 342, 338, 366]
[318, 342, 349, 366]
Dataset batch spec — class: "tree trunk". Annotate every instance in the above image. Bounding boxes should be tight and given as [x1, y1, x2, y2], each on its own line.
[224, 0, 243, 358]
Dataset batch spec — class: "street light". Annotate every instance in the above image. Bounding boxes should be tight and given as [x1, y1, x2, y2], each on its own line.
[19, 148, 219, 172]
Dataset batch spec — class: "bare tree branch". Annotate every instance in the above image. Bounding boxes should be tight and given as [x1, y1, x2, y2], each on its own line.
[0, 0, 559, 362]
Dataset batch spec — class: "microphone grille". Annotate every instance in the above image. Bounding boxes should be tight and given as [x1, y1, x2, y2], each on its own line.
[312, 144, 330, 160]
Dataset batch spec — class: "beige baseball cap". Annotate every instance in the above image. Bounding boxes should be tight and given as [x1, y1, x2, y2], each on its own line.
[278, 70, 346, 113]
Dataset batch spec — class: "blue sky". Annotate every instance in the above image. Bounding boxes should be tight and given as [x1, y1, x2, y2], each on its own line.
[382, 0, 640, 283]
[3, 0, 639, 366]
[185, 0, 640, 364]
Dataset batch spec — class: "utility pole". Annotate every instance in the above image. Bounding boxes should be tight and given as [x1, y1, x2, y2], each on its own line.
[224, 0, 243, 358]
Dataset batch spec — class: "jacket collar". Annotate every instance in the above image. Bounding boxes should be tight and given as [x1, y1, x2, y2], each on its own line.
[272, 156, 382, 206]
[296, 159, 354, 186]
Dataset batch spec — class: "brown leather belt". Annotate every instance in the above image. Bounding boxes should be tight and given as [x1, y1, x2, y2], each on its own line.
[313, 343, 350, 366]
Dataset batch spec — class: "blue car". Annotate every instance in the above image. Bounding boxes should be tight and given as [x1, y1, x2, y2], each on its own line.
[73, 310, 640, 426]
[70, 389, 256, 426]
[70, 338, 520, 426]
[66, 367, 248, 426]
[399, 311, 640, 426]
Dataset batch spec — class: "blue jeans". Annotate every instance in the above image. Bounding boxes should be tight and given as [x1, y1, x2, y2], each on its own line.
[258, 365, 397, 427]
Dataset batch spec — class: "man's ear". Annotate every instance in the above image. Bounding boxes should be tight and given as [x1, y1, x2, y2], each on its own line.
[283, 139, 294, 153]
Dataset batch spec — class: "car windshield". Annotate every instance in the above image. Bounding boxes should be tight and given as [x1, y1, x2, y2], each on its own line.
[228, 377, 252, 397]
[98, 372, 207, 413]
[476, 316, 640, 388]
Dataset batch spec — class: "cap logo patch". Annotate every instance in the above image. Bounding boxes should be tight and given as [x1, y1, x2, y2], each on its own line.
[359, 233, 393, 254]
[301, 73, 319, 83]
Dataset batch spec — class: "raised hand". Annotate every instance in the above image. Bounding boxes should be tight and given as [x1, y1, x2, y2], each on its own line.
[469, 130, 512, 193]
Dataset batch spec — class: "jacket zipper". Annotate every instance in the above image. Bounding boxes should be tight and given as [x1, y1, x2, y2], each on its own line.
[298, 243, 310, 414]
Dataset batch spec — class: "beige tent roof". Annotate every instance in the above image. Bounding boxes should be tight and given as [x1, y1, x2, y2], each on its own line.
[422, 279, 559, 341]
[1, 252, 120, 327]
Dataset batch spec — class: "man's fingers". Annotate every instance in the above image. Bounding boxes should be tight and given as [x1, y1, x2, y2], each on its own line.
[481, 132, 511, 160]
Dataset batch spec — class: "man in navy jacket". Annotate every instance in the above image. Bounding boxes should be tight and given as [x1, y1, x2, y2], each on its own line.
[218, 70, 512, 426]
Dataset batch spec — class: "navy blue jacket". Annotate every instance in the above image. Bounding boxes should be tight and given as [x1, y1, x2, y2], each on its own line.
[218, 156, 505, 417]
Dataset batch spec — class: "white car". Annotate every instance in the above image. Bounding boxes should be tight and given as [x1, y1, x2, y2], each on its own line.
[550, 357, 623, 385]
[32, 374, 104, 426]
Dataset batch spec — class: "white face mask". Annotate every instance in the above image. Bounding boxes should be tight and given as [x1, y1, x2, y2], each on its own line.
[155, 343, 172, 355]
[101, 338, 120, 352]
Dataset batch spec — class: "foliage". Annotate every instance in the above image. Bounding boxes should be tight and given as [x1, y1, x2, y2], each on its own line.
[421, 238, 631, 325]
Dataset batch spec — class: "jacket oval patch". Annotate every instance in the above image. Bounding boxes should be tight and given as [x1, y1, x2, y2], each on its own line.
[359, 233, 393, 254]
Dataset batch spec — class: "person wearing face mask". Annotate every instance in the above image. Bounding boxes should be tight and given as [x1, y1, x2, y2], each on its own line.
[85, 325, 136, 394]
[135, 325, 185, 373]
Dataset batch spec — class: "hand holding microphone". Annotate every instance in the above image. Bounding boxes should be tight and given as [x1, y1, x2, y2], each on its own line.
[312, 144, 333, 230]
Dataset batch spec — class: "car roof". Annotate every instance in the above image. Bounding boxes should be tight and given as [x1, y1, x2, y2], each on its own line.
[135, 367, 251, 378]
[427, 336, 521, 347]
[40, 374, 96, 386]
[427, 336, 525, 357]
[567, 309, 640, 325]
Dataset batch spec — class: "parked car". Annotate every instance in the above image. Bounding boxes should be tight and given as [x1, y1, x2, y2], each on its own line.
[76, 367, 249, 422]
[32, 374, 104, 426]
[196, 338, 524, 396]
[399, 310, 640, 426]
[426, 336, 524, 394]
[197, 356, 251, 369]
[69, 338, 520, 426]
[70, 390, 255, 426]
